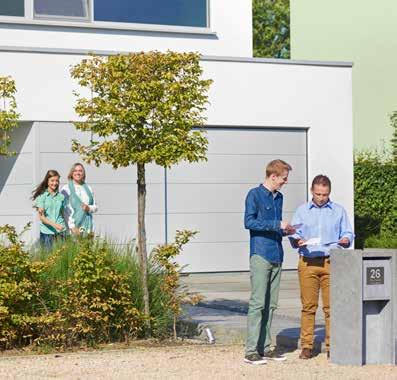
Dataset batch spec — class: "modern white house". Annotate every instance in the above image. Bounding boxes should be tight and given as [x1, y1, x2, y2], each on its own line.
[0, 0, 353, 272]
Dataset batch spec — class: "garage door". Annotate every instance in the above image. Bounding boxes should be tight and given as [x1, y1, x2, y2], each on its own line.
[167, 127, 307, 272]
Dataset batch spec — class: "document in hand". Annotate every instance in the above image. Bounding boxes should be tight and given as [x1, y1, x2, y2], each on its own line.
[292, 223, 303, 229]
[302, 237, 321, 246]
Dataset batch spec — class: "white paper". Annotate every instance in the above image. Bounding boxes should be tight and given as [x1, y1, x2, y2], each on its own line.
[292, 223, 303, 229]
[303, 237, 321, 246]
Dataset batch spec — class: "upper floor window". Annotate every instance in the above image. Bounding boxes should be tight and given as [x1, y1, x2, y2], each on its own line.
[0, 0, 24, 17]
[34, 0, 89, 20]
[0, 0, 209, 31]
[94, 0, 208, 28]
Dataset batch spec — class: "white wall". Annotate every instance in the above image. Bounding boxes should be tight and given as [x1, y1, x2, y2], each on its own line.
[0, 50, 353, 222]
[0, 50, 353, 269]
[0, 0, 252, 57]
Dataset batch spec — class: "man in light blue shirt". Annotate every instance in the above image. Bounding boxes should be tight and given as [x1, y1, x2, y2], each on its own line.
[289, 175, 354, 360]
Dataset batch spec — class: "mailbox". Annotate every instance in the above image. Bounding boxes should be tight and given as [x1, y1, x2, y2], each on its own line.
[362, 259, 391, 301]
[331, 249, 397, 365]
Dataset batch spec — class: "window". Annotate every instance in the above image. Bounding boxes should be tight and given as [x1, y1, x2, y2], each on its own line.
[0, 0, 24, 17]
[0, 0, 211, 32]
[94, 0, 208, 28]
[34, 0, 89, 20]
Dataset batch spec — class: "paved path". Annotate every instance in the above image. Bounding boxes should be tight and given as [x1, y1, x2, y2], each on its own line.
[182, 271, 325, 350]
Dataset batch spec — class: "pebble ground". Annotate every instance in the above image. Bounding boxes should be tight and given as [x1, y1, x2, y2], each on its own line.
[1, 343, 397, 380]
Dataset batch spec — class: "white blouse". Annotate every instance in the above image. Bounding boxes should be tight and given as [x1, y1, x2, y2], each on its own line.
[61, 183, 98, 230]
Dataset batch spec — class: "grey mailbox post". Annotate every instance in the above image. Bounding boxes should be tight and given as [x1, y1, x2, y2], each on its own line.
[330, 248, 397, 365]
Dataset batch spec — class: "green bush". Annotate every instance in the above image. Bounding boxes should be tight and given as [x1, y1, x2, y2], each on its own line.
[0, 227, 197, 350]
[0, 224, 53, 349]
[354, 151, 397, 248]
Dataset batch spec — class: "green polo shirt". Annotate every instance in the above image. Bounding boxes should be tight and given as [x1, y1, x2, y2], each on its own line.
[35, 190, 66, 235]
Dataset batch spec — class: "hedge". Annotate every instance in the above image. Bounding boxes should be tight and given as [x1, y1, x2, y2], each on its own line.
[354, 151, 397, 248]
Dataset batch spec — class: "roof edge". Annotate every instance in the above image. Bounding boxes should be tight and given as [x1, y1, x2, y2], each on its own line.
[0, 45, 353, 67]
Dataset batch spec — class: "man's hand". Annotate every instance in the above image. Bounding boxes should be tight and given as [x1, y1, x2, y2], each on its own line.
[280, 221, 296, 235]
[81, 203, 90, 212]
[37, 208, 44, 216]
[338, 237, 350, 248]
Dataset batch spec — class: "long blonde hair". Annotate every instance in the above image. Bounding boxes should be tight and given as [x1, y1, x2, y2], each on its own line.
[67, 162, 86, 182]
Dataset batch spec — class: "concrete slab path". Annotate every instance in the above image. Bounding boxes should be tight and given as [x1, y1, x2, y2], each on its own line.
[182, 271, 326, 351]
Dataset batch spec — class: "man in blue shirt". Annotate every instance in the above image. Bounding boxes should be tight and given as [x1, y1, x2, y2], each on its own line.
[244, 159, 295, 365]
[289, 175, 354, 360]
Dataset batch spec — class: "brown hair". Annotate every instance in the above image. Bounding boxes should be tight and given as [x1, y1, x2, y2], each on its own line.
[265, 159, 292, 177]
[67, 162, 86, 182]
[32, 170, 61, 200]
[311, 174, 331, 190]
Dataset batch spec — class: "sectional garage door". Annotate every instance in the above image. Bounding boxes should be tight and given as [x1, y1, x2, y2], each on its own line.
[168, 127, 307, 272]
[0, 124, 307, 272]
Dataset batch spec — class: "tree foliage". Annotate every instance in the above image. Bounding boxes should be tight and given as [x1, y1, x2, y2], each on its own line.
[0, 76, 20, 156]
[70, 52, 211, 168]
[253, 0, 290, 59]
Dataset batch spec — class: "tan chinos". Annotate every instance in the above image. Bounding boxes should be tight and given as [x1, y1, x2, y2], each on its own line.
[298, 256, 330, 351]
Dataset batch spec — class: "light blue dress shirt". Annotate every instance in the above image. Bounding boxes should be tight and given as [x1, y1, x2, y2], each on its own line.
[289, 200, 354, 257]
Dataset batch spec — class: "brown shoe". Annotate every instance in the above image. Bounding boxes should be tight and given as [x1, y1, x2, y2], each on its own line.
[299, 348, 312, 359]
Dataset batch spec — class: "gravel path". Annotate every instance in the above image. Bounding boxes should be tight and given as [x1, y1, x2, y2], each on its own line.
[1, 344, 396, 380]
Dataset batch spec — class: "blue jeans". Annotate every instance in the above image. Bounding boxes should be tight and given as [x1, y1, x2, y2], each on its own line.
[40, 232, 65, 250]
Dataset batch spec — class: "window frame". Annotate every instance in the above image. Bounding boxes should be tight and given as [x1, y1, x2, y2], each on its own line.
[0, 0, 213, 35]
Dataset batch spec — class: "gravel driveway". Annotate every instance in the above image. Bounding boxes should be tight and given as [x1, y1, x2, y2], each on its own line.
[1, 344, 396, 379]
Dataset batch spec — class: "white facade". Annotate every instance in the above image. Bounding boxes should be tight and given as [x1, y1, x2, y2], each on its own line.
[0, 0, 353, 272]
[0, 0, 252, 57]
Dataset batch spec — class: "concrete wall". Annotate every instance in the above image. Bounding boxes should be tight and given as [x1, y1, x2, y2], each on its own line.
[0, 0, 253, 57]
[291, 0, 397, 150]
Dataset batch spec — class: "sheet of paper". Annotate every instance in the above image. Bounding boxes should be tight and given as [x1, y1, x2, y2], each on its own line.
[292, 223, 303, 229]
[303, 237, 321, 246]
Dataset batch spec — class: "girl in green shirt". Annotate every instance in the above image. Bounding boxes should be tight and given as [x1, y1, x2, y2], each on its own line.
[32, 170, 67, 249]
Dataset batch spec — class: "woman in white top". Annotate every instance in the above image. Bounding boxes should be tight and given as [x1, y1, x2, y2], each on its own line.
[61, 163, 98, 235]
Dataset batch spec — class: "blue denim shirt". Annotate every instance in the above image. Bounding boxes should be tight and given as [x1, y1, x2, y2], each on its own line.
[289, 200, 354, 258]
[244, 184, 284, 263]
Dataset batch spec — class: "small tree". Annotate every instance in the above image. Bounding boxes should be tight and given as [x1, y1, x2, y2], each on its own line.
[0, 76, 20, 156]
[70, 51, 212, 327]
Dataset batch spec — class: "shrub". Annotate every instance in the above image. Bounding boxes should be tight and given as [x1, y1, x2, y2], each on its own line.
[0, 224, 53, 349]
[0, 227, 198, 350]
[354, 151, 397, 248]
[152, 230, 202, 339]
[58, 238, 144, 346]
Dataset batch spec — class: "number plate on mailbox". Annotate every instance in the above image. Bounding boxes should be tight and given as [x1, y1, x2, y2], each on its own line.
[366, 267, 384, 285]
[362, 259, 391, 301]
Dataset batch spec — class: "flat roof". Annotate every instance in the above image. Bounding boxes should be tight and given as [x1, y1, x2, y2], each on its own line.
[0, 45, 353, 68]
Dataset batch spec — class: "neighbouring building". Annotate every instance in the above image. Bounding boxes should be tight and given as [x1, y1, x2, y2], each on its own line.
[291, 0, 397, 150]
[0, 0, 353, 271]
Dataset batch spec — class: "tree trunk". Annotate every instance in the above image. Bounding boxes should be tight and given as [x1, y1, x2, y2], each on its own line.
[137, 162, 150, 331]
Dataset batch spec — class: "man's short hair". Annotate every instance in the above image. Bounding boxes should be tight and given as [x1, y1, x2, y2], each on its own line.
[265, 159, 292, 177]
[311, 175, 331, 190]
